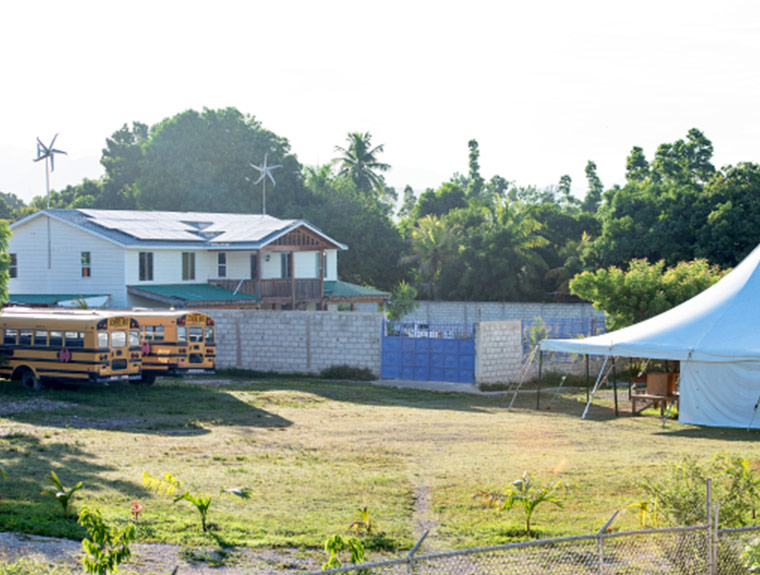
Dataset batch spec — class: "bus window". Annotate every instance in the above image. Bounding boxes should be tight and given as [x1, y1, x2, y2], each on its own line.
[49, 330, 63, 347]
[4, 329, 17, 345]
[205, 327, 215, 344]
[189, 327, 203, 342]
[33, 330, 47, 346]
[65, 331, 85, 348]
[154, 326, 165, 341]
[178, 327, 187, 342]
[97, 332, 109, 348]
[111, 331, 127, 348]
[129, 330, 140, 347]
[19, 329, 32, 346]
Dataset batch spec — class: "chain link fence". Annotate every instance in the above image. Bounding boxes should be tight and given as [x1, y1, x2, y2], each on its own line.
[311, 522, 760, 575]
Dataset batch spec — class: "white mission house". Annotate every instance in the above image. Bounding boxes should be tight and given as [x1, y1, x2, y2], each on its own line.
[7, 209, 388, 310]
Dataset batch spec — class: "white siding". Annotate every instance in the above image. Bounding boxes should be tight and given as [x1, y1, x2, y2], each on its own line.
[294, 251, 321, 279]
[325, 249, 338, 281]
[9, 215, 128, 306]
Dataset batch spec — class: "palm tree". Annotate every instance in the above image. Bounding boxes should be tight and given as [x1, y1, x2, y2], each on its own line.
[404, 215, 460, 300]
[333, 132, 390, 195]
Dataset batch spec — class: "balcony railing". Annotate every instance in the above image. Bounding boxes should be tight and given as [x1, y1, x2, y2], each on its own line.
[209, 278, 323, 300]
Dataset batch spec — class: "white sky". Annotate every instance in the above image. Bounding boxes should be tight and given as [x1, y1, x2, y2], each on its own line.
[2, 0, 759, 205]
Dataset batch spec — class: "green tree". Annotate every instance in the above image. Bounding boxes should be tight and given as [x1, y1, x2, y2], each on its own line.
[301, 169, 405, 290]
[570, 258, 727, 330]
[406, 215, 460, 300]
[582, 160, 603, 213]
[651, 128, 715, 187]
[397, 185, 416, 219]
[386, 281, 419, 320]
[137, 107, 308, 215]
[333, 132, 390, 196]
[466, 139, 485, 200]
[625, 146, 650, 183]
[98, 122, 148, 209]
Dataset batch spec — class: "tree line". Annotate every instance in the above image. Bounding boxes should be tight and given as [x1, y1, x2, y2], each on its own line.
[3, 108, 759, 325]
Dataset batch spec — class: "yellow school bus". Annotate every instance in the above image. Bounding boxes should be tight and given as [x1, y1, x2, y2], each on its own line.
[0, 310, 142, 390]
[129, 310, 216, 385]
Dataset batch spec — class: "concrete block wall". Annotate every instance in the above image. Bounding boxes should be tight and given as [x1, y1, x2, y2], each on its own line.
[402, 301, 603, 324]
[475, 321, 524, 384]
[195, 308, 597, 385]
[197, 309, 384, 376]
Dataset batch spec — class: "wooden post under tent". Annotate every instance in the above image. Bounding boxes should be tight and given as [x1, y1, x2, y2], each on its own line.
[538, 242, 760, 429]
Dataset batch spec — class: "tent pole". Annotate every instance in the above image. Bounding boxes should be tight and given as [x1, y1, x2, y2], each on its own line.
[613, 360, 619, 417]
[536, 350, 543, 410]
[582, 355, 611, 420]
[585, 355, 590, 403]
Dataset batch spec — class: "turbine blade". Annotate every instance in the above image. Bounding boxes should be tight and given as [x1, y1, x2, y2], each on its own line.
[49, 133, 59, 149]
[250, 163, 263, 173]
[36, 138, 49, 155]
[51, 148, 68, 156]
[270, 164, 282, 170]
[254, 174, 265, 184]
[267, 172, 276, 186]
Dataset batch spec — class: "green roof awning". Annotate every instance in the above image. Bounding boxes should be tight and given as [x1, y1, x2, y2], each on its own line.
[323, 281, 389, 301]
[7, 294, 109, 306]
[127, 284, 260, 307]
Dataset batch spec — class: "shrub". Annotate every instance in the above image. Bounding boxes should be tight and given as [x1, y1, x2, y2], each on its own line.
[319, 365, 375, 381]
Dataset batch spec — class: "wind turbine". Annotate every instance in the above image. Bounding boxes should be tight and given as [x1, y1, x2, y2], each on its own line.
[33, 134, 67, 269]
[34, 133, 67, 209]
[250, 153, 281, 215]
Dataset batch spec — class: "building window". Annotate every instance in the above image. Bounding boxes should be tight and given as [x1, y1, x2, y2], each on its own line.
[139, 252, 153, 281]
[280, 252, 292, 279]
[182, 252, 196, 281]
[81, 252, 91, 277]
[218, 252, 227, 278]
[9, 254, 16, 278]
[322, 252, 328, 278]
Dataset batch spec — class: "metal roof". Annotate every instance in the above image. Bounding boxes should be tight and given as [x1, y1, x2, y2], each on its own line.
[13, 209, 348, 250]
[127, 284, 260, 306]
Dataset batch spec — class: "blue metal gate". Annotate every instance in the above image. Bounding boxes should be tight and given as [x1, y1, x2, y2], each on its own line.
[381, 321, 475, 384]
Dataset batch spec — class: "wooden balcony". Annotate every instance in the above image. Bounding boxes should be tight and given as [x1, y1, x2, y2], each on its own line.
[209, 278, 323, 302]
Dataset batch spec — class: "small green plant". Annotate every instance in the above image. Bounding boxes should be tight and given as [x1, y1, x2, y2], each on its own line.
[78, 506, 136, 575]
[476, 472, 566, 534]
[143, 472, 251, 532]
[627, 499, 659, 528]
[349, 505, 375, 536]
[41, 471, 82, 515]
[322, 534, 366, 571]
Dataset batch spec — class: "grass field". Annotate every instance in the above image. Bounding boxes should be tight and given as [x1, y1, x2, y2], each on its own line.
[0, 374, 758, 555]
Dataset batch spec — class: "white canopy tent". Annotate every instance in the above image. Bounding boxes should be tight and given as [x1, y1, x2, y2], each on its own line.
[540, 243, 760, 428]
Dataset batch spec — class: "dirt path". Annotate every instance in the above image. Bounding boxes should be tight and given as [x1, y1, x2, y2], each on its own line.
[0, 532, 319, 574]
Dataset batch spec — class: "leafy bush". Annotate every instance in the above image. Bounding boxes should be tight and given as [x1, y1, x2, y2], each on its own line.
[639, 453, 760, 527]
[78, 507, 136, 575]
[319, 365, 375, 381]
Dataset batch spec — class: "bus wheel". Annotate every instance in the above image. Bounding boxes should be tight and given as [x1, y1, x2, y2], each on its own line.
[141, 374, 156, 386]
[20, 370, 42, 392]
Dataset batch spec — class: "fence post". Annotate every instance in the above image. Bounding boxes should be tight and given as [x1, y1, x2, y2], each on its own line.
[407, 530, 428, 575]
[597, 511, 618, 575]
[706, 478, 714, 575]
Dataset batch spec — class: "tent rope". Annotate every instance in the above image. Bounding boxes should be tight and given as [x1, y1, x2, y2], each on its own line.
[507, 343, 540, 410]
